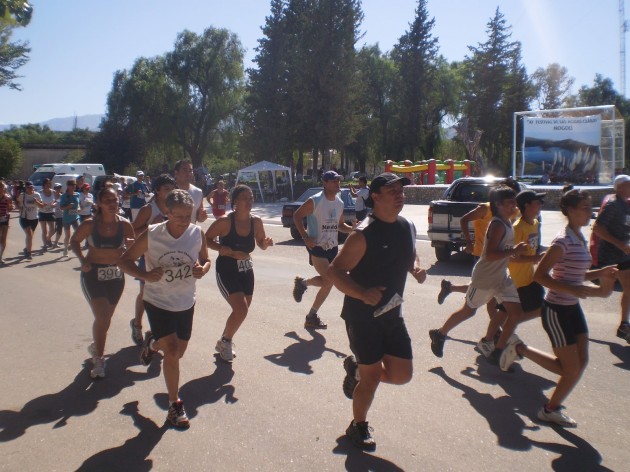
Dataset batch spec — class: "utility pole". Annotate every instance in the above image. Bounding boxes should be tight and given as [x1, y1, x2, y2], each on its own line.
[621, 0, 628, 96]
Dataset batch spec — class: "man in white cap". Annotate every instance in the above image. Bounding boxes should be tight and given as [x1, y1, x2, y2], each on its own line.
[125, 170, 149, 221]
[593, 174, 630, 342]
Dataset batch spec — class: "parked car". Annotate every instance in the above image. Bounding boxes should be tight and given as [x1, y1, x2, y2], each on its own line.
[282, 187, 356, 240]
[427, 176, 526, 261]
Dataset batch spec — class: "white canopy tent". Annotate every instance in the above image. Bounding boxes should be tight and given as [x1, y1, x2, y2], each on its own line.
[235, 160, 293, 202]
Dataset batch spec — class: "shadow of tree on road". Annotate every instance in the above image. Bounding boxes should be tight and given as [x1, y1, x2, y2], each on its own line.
[589, 338, 630, 371]
[75, 401, 169, 472]
[153, 358, 237, 419]
[0, 346, 160, 442]
[332, 435, 405, 471]
[264, 330, 346, 375]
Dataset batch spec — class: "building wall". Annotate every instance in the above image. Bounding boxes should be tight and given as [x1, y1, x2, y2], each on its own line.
[17, 145, 87, 179]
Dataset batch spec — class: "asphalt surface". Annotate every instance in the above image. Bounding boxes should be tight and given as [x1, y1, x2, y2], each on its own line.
[0, 204, 628, 471]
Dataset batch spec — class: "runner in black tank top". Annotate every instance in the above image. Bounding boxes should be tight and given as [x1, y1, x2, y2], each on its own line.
[70, 186, 135, 379]
[205, 185, 273, 362]
[329, 173, 426, 451]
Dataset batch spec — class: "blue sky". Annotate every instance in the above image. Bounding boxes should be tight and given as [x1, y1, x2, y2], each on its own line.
[0, 0, 623, 125]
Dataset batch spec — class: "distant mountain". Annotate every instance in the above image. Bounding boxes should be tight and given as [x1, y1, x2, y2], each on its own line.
[0, 114, 104, 132]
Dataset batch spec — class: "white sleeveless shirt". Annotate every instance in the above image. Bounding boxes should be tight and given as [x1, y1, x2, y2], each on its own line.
[143, 222, 203, 311]
[306, 191, 344, 250]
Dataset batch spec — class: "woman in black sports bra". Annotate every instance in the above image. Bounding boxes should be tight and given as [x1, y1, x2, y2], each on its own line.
[205, 185, 273, 362]
[70, 184, 135, 379]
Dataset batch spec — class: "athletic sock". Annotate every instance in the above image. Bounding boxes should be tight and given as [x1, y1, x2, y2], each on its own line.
[221, 336, 232, 343]
[307, 308, 317, 318]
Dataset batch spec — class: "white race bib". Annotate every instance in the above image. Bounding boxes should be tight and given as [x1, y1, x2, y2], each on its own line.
[163, 265, 193, 283]
[97, 266, 123, 281]
[237, 258, 253, 272]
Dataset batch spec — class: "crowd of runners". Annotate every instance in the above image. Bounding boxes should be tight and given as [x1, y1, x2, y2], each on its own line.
[1, 166, 629, 452]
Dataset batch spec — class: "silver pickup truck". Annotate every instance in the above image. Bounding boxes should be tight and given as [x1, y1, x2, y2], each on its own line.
[427, 177, 525, 261]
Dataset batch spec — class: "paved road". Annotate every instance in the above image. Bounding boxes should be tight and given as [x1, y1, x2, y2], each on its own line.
[0, 205, 627, 471]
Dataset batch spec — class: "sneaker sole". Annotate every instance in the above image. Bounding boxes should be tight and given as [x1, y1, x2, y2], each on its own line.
[130, 319, 143, 346]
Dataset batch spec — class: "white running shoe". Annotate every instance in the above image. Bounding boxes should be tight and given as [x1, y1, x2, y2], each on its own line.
[91, 357, 106, 379]
[499, 334, 523, 372]
[63, 246, 68, 257]
[88, 343, 97, 362]
[215, 339, 235, 362]
[476, 338, 495, 358]
[537, 406, 577, 428]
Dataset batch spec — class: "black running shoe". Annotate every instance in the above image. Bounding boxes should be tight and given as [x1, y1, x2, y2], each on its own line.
[140, 331, 156, 366]
[437, 279, 452, 304]
[429, 329, 445, 358]
[167, 400, 190, 429]
[346, 421, 376, 451]
[293, 277, 307, 303]
[617, 323, 630, 344]
[304, 314, 327, 330]
[342, 355, 359, 399]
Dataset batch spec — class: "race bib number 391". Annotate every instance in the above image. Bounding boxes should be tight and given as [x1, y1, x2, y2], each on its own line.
[97, 266, 123, 281]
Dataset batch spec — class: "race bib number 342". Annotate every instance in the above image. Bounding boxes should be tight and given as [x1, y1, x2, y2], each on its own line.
[164, 265, 192, 282]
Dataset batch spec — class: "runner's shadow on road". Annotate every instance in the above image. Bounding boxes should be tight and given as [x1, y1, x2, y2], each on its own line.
[75, 401, 169, 472]
[154, 359, 237, 418]
[264, 330, 346, 375]
[332, 436, 404, 471]
[589, 338, 630, 370]
[430, 365, 550, 451]
[529, 425, 613, 471]
[0, 346, 160, 442]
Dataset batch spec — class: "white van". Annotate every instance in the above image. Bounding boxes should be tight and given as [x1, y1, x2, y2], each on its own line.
[51, 174, 82, 193]
[29, 163, 106, 191]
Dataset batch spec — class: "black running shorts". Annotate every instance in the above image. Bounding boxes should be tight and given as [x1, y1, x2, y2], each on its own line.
[517, 281, 544, 313]
[345, 314, 412, 365]
[80, 263, 125, 306]
[541, 301, 587, 348]
[144, 301, 194, 342]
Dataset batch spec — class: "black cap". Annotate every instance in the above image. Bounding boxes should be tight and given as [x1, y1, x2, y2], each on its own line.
[516, 190, 546, 207]
[369, 173, 411, 194]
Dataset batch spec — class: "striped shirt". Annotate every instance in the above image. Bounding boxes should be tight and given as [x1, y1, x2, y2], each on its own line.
[545, 226, 592, 306]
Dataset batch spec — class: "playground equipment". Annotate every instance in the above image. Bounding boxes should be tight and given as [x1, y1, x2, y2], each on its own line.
[384, 159, 473, 184]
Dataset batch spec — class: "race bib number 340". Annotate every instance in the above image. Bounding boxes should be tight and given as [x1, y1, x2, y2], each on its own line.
[238, 258, 253, 272]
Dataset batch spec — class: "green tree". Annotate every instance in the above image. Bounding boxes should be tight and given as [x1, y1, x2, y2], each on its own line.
[461, 7, 534, 172]
[244, 0, 293, 166]
[0, 0, 32, 25]
[0, 20, 30, 90]
[390, 0, 442, 160]
[97, 27, 245, 170]
[532, 63, 575, 110]
[0, 136, 21, 177]
[285, 0, 364, 172]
